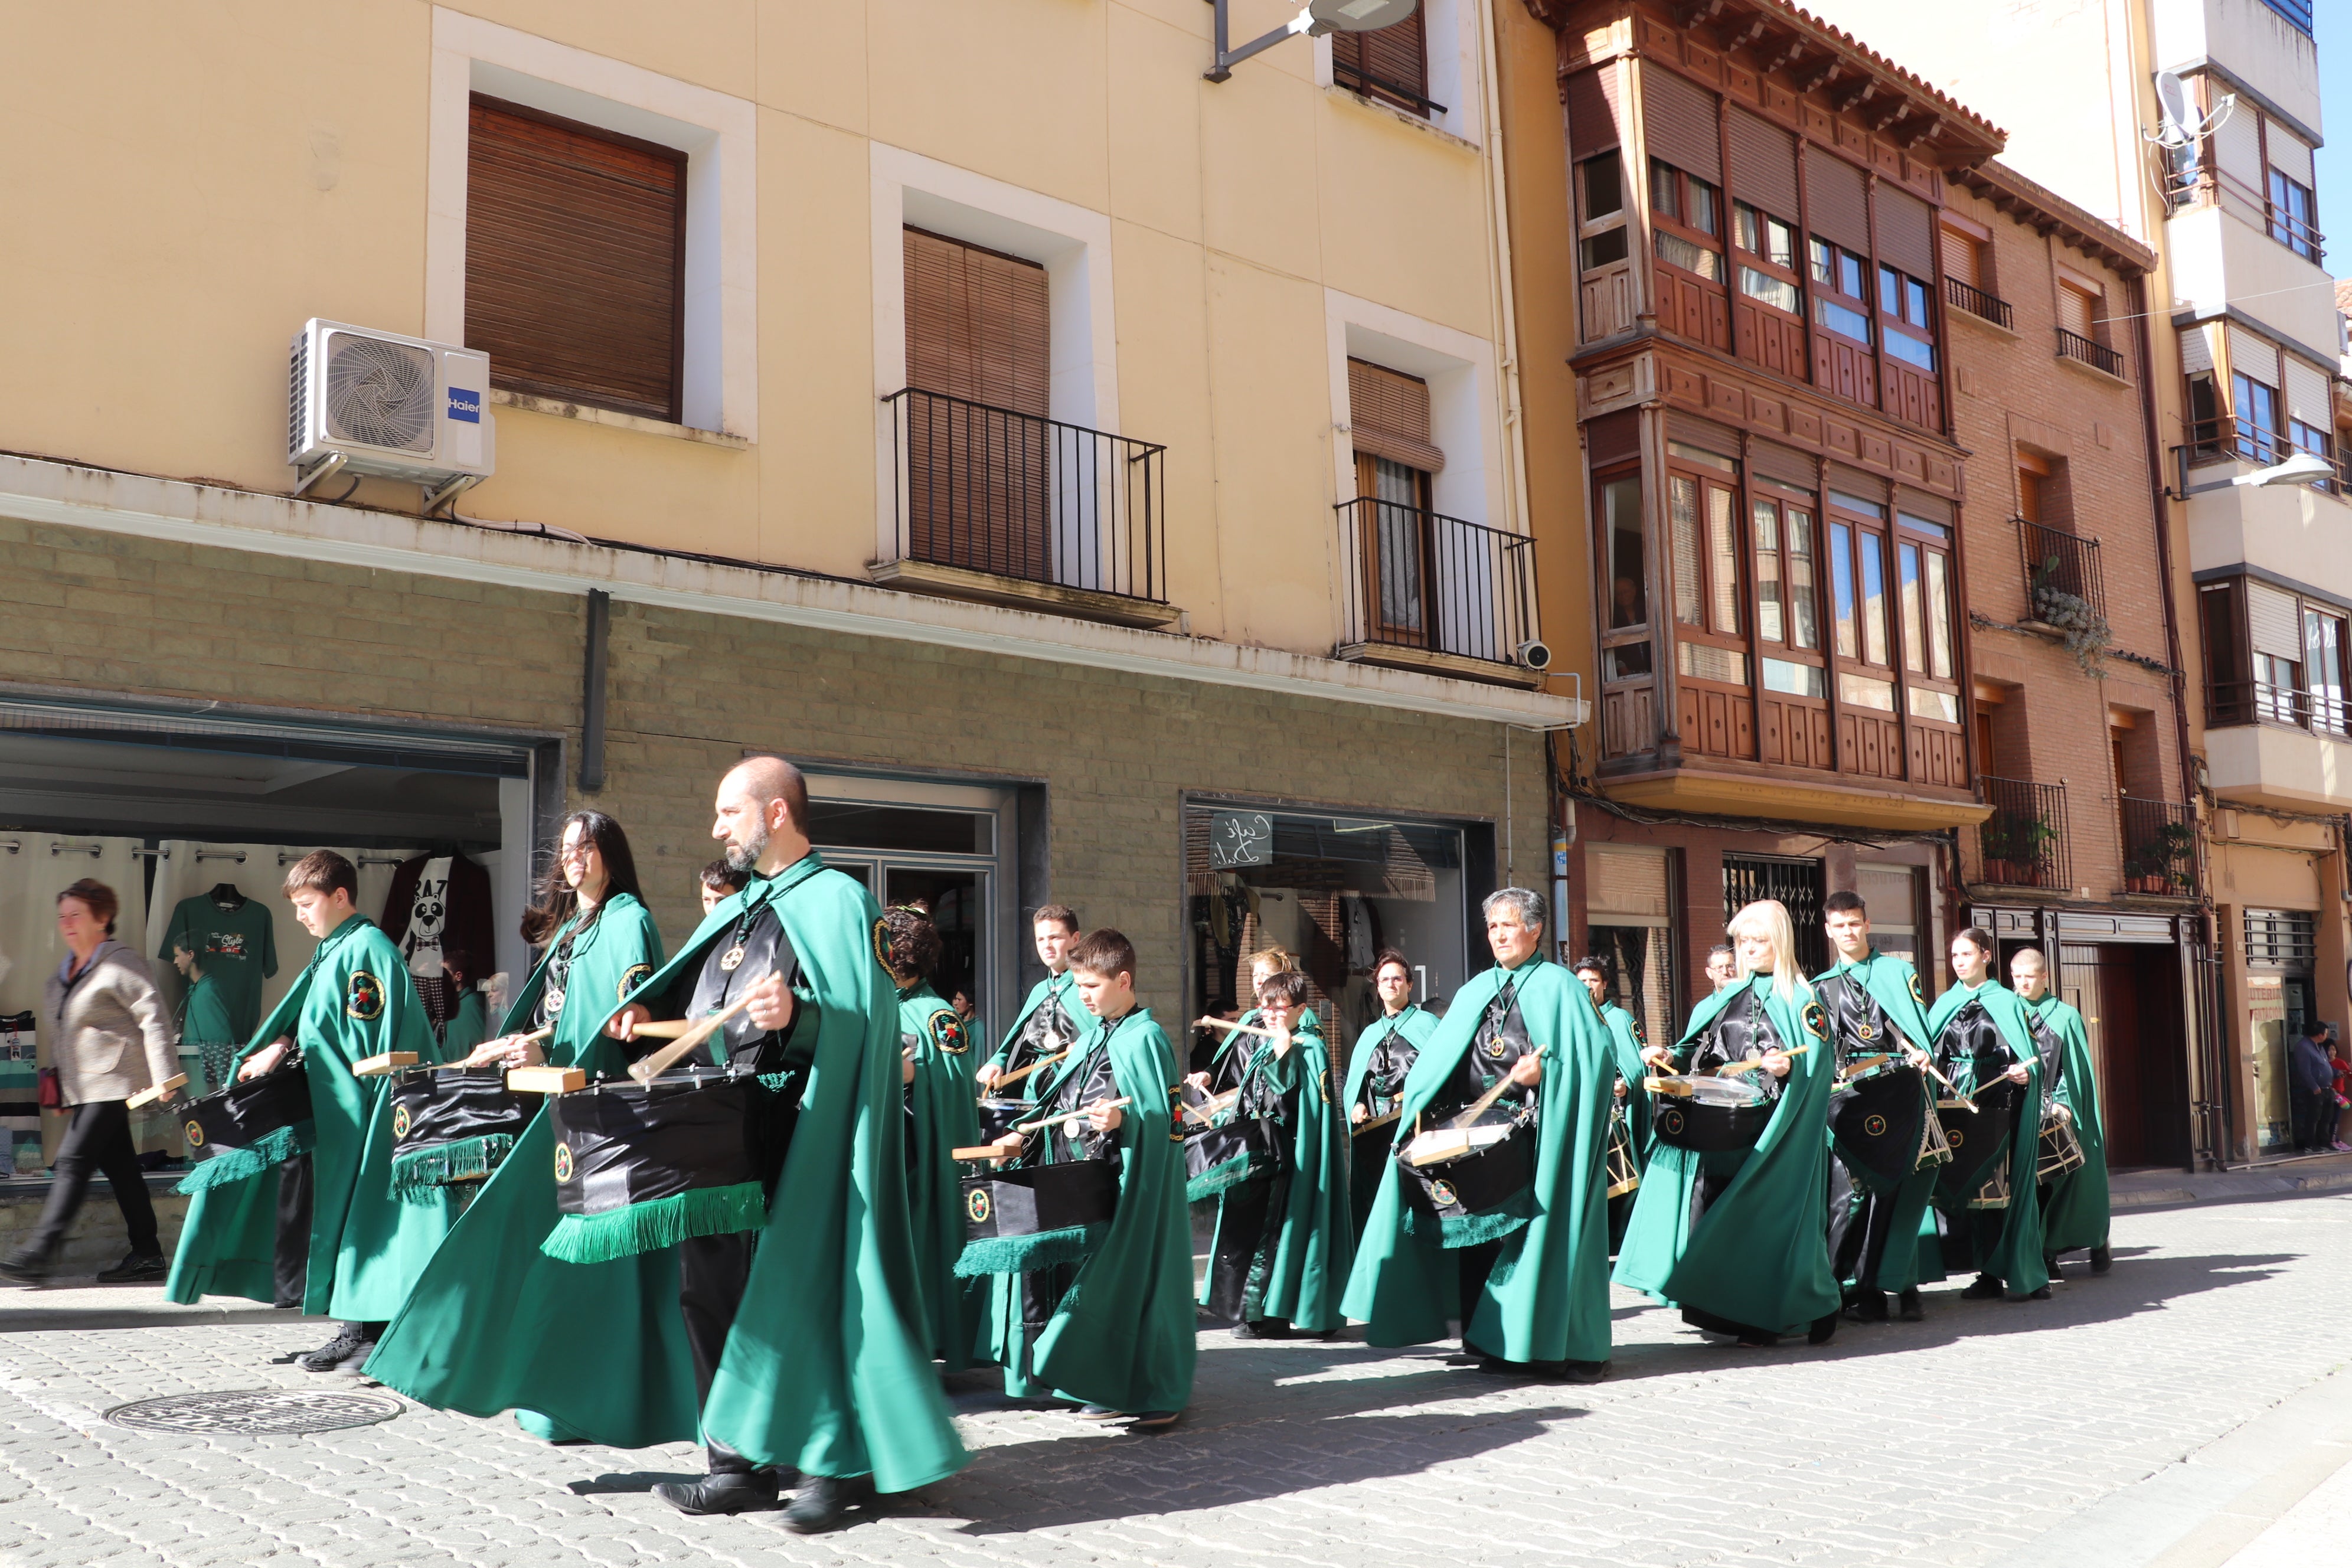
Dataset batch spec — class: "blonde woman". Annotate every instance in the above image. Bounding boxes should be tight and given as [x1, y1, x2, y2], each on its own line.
[1613, 899, 1841, 1347]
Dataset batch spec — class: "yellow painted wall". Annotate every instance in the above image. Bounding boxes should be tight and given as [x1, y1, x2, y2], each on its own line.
[0, 0, 1510, 662]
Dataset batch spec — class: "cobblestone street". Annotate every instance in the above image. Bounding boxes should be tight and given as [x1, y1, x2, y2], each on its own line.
[3, 1184, 2347, 1568]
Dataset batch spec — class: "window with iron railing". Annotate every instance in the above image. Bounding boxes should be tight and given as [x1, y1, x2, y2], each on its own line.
[2198, 577, 2352, 737]
[1944, 275, 2012, 330]
[2119, 796, 2197, 896]
[1977, 775, 2069, 891]
[2057, 327, 2125, 378]
[1333, 496, 1533, 669]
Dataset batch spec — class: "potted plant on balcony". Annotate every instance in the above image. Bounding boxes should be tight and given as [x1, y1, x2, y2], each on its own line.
[2029, 556, 2112, 676]
[1979, 809, 2057, 887]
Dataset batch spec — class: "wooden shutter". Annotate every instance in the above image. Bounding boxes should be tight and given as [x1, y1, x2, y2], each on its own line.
[466, 97, 685, 423]
[2056, 282, 2098, 339]
[1939, 224, 1980, 288]
[902, 228, 1051, 581]
[1726, 108, 1799, 218]
[1642, 66, 1721, 183]
[1348, 360, 1444, 472]
[1806, 148, 1870, 252]
[1749, 440, 1818, 489]
[1876, 187, 1935, 277]
[1332, 11, 1430, 116]
[1566, 67, 1622, 155]
[1587, 409, 1641, 468]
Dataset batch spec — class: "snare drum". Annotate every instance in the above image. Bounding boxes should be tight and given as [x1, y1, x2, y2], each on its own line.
[1605, 1109, 1641, 1199]
[1830, 1061, 1931, 1191]
[1934, 1079, 2022, 1203]
[388, 1067, 532, 1200]
[540, 1070, 773, 1264]
[955, 1157, 1121, 1277]
[1647, 1075, 1772, 1154]
[1967, 1159, 2011, 1210]
[2036, 1103, 2086, 1182]
[976, 1096, 1031, 1144]
[174, 1061, 317, 1195]
[1396, 1114, 1536, 1237]
[1184, 1114, 1282, 1201]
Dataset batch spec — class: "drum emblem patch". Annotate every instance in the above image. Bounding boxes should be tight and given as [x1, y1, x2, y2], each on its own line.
[1864, 1114, 1887, 1138]
[966, 1187, 992, 1224]
[185, 1120, 205, 1147]
[346, 970, 386, 1021]
[1946, 1128, 1965, 1148]
[553, 1142, 576, 1183]
[1910, 972, 1928, 1005]
[391, 1104, 411, 1140]
[1428, 1180, 1458, 1208]
[1660, 1107, 1685, 1137]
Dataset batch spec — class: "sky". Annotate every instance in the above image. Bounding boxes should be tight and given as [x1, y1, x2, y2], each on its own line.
[2320, 5, 2351, 282]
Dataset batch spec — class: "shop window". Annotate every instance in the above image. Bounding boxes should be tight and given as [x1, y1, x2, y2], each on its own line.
[1851, 864, 1921, 968]
[1182, 806, 1469, 1061]
[1583, 845, 1676, 1043]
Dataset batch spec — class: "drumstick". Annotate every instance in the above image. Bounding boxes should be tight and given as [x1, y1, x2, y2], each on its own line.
[1919, 1056, 1978, 1112]
[126, 1073, 187, 1110]
[1011, 1096, 1132, 1135]
[1710, 1044, 1812, 1077]
[1195, 1016, 1280, 1040]
[627, 978, 773, 1084]
[1445, 1046, 1549, 1132]
[447, 1025, 554, 1071]
[985, 1049, 1067, 1093]
[953, 1145, 1012, 1163]
[1355, 1108, 1402, 1135]
[620, 1019, 697, 1040]
[1181, 1086, 1242, 1125]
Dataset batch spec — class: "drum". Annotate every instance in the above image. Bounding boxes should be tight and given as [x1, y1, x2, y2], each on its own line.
[1184, 1114, 1282, 1201]
[1605, 1109, 1641, 1199]
[388, 1067, 532, 1200]
[976, 1097, 1031, 1143]
[1396, 1113, 1536, 1237]
[175, 1060, 315, 1195]
[540, 1070, 773, 1264]
[954, 1157, 1121, 1276]
[2037, 1103, 2086, 1182]
[1916, 1100, 1954, 1171]
[1647, 1075, 1772, 1154]
[1933, 1079, 2023, 1202]
[1830, 1060, 1931, 1191]
[1968, 1159, 2011, 1210]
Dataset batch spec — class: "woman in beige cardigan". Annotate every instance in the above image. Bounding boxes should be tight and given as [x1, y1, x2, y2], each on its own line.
[0, 879, 180, 1285]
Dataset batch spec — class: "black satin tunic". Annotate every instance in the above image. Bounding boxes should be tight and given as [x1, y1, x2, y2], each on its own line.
[1428, 974, 1538, 1121]
[1684, 984, 1788, 1105]
[679, 903, 812, 1077]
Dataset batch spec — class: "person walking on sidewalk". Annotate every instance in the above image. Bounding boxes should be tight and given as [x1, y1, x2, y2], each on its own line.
[1, 879, 180, 1285]
[2288, 1023, 2335, 1154]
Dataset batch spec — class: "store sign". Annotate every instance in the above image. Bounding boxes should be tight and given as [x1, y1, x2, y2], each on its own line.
[1208, 811, 1273, 868]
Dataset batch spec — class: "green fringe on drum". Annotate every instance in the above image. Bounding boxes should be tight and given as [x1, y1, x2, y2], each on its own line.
[1185, 1151, 1272, 1203]
[1404, 1188, 1534, 1250]
[388, 1134, 517, 1202]
[173, 1121, 315, 1195]
[953, 1222, 1109, 1278]
[540, 1182, 769, 1265]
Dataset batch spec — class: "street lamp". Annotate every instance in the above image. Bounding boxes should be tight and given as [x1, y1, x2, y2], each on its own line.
[2170, 446, 2338, 499]
[1204, 0, 1420, 84]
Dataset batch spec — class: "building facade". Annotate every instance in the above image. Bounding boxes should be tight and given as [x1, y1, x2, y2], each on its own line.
[0, 1, 1577, 1180]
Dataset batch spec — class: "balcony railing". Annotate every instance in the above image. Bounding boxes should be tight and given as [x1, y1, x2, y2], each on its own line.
[2209, 678, 2352, 737]
[2017, 518, 2105, 629]
[881, 387, 1168, 604]
[2179, 417, 2348, 494]
[1334, 498, 1535, 669]
[1332, 60, 1447, 117]
[2120, 796, 2198, 896]
[1944, 276, 2014, 329]
[1977, 775, 2070, 891]
[2056, 327, 2126, 378]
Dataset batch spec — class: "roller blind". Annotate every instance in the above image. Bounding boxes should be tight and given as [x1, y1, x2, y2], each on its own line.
[1348, 359, 1445, 473]
[1749, 440, 1818, 489]
[2228, 327, 2280, 386]
[2180, 322, 2214, 374]
[1331, 10, 1430, 115]
[2056, 282, 2098, 339]
[1727, 107, 1799, 218]
[2285, 357, 2332, 424]
[904, 227, 1050, 416]
[1587, 847, 1669, 920]
[466, 95, 686, 423]
[1807, 148, 1870, 251]
[1939, 224, 1981, 288]
[2267, 123, 2315, 185]
[1876, 187, 1935, 277]
[1566, 67, 1623, 155]
[1643, 66, 1721, 184]
[2212, 107, 2262, 194]
[1894, 488, 1955, 526]
[2249, 582, 2303, 660]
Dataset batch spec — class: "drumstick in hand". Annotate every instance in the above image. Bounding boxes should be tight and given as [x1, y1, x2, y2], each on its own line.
[1710, 1044, 1812, 1077]
[627, 978, 773, 1084]
[1012, 1096, 1132, 1135]
[450, 1025, 554, 1071]
[1195, 1016, 1282, 1040]
[985, 1049, 1068, 1093]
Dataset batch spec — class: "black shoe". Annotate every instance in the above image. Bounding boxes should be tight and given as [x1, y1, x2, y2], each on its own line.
[1807, 1312, 1838, 1345]
[97, 1252, 166, 1284]
[1233, 1318, 1292, 1340]
[1962, 1276, 2003, 1301]
[1843, 1292, 1890, 1324]
[1474, 1355, 1525, 1375]
[652, 1470, 779, 1516]
[1734, 1329, 1779, 1347]
[0, 1246, 54, 1285]
[1557, 1360, 1608, 1384]
[2020, 1285, 2053, 1301]
[1127, 1409, 1182, 1430]
[2090, 1246, 2112, 1275]
[297, 1323, 377, 1374]
[782, 1474, 863, 1534]
[1897, 1289, 1924, 1322]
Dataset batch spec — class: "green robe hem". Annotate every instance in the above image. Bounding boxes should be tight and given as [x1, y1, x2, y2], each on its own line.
[955, 1223, 1108, 1278]
[174, 1121, 312, 1195]
[540, 1182, 769, 1264]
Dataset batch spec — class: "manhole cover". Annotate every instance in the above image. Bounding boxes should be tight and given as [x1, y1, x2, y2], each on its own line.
[104, 1388, 405, 1436]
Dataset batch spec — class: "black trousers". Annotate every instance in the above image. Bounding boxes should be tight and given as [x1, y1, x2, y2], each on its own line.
[680, 1231, 762, 1474]
[275, 1155, 312, 1310]
[2292, 1089, 2330, 1151]
[28, 1100, 158, 1259]
[1203, 1173, 1285, 1324]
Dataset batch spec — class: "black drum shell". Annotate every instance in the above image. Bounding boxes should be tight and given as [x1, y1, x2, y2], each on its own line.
[391, 1068, 530, 1154]
[1829, 1064, 1930, 1188]
[1184, 1116, 1282, 1184]
[549, 1073, 767, 1218]
[1649, 1094, 1772, 1154]
[962, 1157, 1118, 1240]
[184, 1066, 312, 1154]
[1934, 1079, 2023, 1201]
[1397, 1119, 1536, 1221]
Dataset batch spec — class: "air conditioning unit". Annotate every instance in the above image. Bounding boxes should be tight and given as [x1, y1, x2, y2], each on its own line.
[286, 319, 493, 503]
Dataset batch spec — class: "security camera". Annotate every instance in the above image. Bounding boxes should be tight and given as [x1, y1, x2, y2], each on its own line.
[1515, 639, 1553, 672]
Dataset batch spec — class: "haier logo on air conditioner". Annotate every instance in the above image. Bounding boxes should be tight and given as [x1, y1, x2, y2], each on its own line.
[286, 319, 495, 493]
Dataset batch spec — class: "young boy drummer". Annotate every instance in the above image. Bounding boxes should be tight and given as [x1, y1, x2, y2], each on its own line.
[978, 906, 1083, 1091]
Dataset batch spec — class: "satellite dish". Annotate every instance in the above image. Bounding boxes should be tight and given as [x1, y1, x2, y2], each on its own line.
[1306, 0, 1418, 32]
[2152, 71, 2193, 148]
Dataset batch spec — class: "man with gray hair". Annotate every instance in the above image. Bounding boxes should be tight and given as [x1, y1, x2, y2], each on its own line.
[1342, 887, 1619, 1380]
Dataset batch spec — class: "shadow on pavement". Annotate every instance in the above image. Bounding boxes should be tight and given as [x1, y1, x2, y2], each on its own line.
[567, 1469, 700, 1496]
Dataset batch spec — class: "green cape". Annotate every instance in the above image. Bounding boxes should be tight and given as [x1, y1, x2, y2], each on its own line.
[440, 991, 490, 1059]
[1341, 1005, 1440, 1111]
[700, 854, 968, 1491]
[977, 1014, 1108, 1394]
[1341, 958, 1616, 1364]
[1200, 1024, 1354, 1330]
[1031, 1008, 1197, 1414]
[901, 980, 985, 1371]
[1613, 974, 1841, 1334]
[360, 895, 693, 1447]
[2027, 994, 2109, 1252]
[166, 916, 452, 1318]
[1344, 1005, 1440, 1231]
[1813, 949, 1941, 1289]
[1593, 1000, 1652, 1151]
[1925, 979, 2047, 1295]
[987, 971, 1079, 1072]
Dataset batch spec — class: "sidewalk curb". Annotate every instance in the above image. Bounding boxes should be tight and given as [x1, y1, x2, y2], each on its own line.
[2112, 1168, 2352, 1210]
